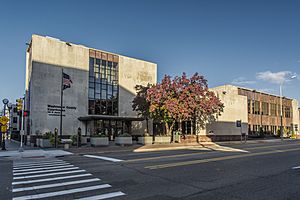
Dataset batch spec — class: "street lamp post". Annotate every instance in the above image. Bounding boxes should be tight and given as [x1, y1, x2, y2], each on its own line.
[279, 75, 297, 141]
[7, 103, 12, 141]
[280, 84, 283, 141]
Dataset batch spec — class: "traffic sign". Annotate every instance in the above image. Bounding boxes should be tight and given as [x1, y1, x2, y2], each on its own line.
[0, 116, 9, 125]
[1, 125, 7, 133]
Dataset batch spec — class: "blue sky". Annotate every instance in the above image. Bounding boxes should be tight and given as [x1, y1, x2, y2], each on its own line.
[0, 0, 299, 107]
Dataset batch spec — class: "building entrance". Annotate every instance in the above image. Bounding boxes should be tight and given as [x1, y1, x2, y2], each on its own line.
[93, 119, 131, 141]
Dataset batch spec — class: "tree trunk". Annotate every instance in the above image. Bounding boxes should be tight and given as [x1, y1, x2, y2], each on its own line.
[165, 121, 175, 136]
[146, 118, 149, 134]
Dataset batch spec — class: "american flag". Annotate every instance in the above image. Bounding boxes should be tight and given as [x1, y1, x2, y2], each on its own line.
[63, 72, 73, 90]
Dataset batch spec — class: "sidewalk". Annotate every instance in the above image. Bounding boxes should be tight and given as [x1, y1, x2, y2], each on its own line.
[4, 139, 33, 151]
[1, 138, 296, 157]
[67, 138, 297, 154]
[0, 139, 72, 159]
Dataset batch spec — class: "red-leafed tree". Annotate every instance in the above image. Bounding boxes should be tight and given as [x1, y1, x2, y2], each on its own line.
[146, 73, 224, 136]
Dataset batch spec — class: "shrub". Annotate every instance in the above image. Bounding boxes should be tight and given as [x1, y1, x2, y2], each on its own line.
[42, 132, 53, 139]
[118, 133, 131, 137]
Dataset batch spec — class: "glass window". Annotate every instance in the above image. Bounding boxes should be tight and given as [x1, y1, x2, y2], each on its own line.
[89, 58, 94, 76]
[88, 56, 119, 115]
[247, 99, 251, 114]
[262, 102, 269, 115]
[254, 101, 260, 115]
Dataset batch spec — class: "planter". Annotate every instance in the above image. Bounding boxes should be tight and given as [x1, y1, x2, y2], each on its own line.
[138, 136, 153, 145]
[115, 137, 132, 146]
[81, 136, 89, 145]
[90, 137, 109, 146]
[40, 139, 52, 148]
[154, 136, 171, 144]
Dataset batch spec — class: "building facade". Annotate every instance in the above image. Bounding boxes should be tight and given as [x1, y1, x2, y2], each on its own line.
[9, 104, 20, 134]
[25, 35, 157, 139]
[200, 85, 300, 140]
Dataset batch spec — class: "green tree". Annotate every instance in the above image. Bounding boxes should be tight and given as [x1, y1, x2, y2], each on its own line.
[132, 84, 152, 134]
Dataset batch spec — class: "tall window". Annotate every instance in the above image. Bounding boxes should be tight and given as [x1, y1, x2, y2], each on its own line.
[247, 99, 251, 114]
[253, 101, 260, 115]
[88, 57, 118, 115]
[270, 103, 277, 116]
[284, 106, 291, 118]
[261, 102, 269, 115]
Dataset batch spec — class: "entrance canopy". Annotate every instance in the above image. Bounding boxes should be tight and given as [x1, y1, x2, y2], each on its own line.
[78, 115, 144, 122]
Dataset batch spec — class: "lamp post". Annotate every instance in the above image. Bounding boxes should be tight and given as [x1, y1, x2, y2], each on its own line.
[280, 75, 297, 141]
[7, 103, 12, 141]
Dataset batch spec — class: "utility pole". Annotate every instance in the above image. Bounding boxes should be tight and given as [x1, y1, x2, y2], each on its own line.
[280, 84, 283, 141]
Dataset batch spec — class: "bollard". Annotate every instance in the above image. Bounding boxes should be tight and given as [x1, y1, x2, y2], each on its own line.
[77, 127, 81, 147]
[54, 128, 58, 148]
[2, 133, 6, 150]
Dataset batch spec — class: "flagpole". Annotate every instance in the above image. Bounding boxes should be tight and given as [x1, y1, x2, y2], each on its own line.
[60, 68, 63, 138]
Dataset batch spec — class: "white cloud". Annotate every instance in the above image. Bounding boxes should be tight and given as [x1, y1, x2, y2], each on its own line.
[231, 77, 256, 85]
[256, 71, 297, 84]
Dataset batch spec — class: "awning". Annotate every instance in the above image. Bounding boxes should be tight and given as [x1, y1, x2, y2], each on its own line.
[78, 115, 144, 122]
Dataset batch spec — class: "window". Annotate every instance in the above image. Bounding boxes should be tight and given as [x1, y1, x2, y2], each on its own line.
[13, 117, 17, 123]
[270, 103, 277, 116]
[284, 107, 291, 118]
[261, 102, 269, 115]
[88, 55, 118, 116]
[247, 99, 251, 114]
[253, 101, 260, 115]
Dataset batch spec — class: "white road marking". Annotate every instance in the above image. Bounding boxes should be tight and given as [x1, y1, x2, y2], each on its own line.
[13, 162, 70, 170]
[292, 166, 300, 169]
[13, 178, 100, 192]
[12, 184, 112, 200]
[14, 167, 79, 176]
[13, 164, 74, 173]
[14, 160, 67, 168]
[84, 155, 123, 162]
[13, 170, 86, 180]
[12, 173, 93, 185]
[14, 159, 65, 165]
[75, 191, 126, 200]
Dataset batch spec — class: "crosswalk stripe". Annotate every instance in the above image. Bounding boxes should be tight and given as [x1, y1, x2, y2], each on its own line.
[74, 191, 126, 200]
[12, 184, 112, 200]
[14, 159, 63, 165]
[84, 155, 123, 162]
[13, 178, 101, 192]
[13, 167, 79, 176]
[12, 173, 93, 185]
[13, 162, 70, 170]
[14, 160, 65, 167]
[13, 170, 86, 180]
[13, 164, 74, 173]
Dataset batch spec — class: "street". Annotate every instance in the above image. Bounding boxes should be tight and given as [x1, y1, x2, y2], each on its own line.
[2, 140, 300, 200]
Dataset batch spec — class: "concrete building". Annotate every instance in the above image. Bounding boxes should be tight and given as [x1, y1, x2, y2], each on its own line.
[25, 35, 157, 140]
[200, 85, 300, 140]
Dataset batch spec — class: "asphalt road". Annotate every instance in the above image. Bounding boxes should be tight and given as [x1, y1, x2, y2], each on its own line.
[2, 140, 300, 200]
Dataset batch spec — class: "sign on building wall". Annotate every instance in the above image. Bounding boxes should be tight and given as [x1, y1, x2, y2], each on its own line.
[47, 104, 76, 116]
